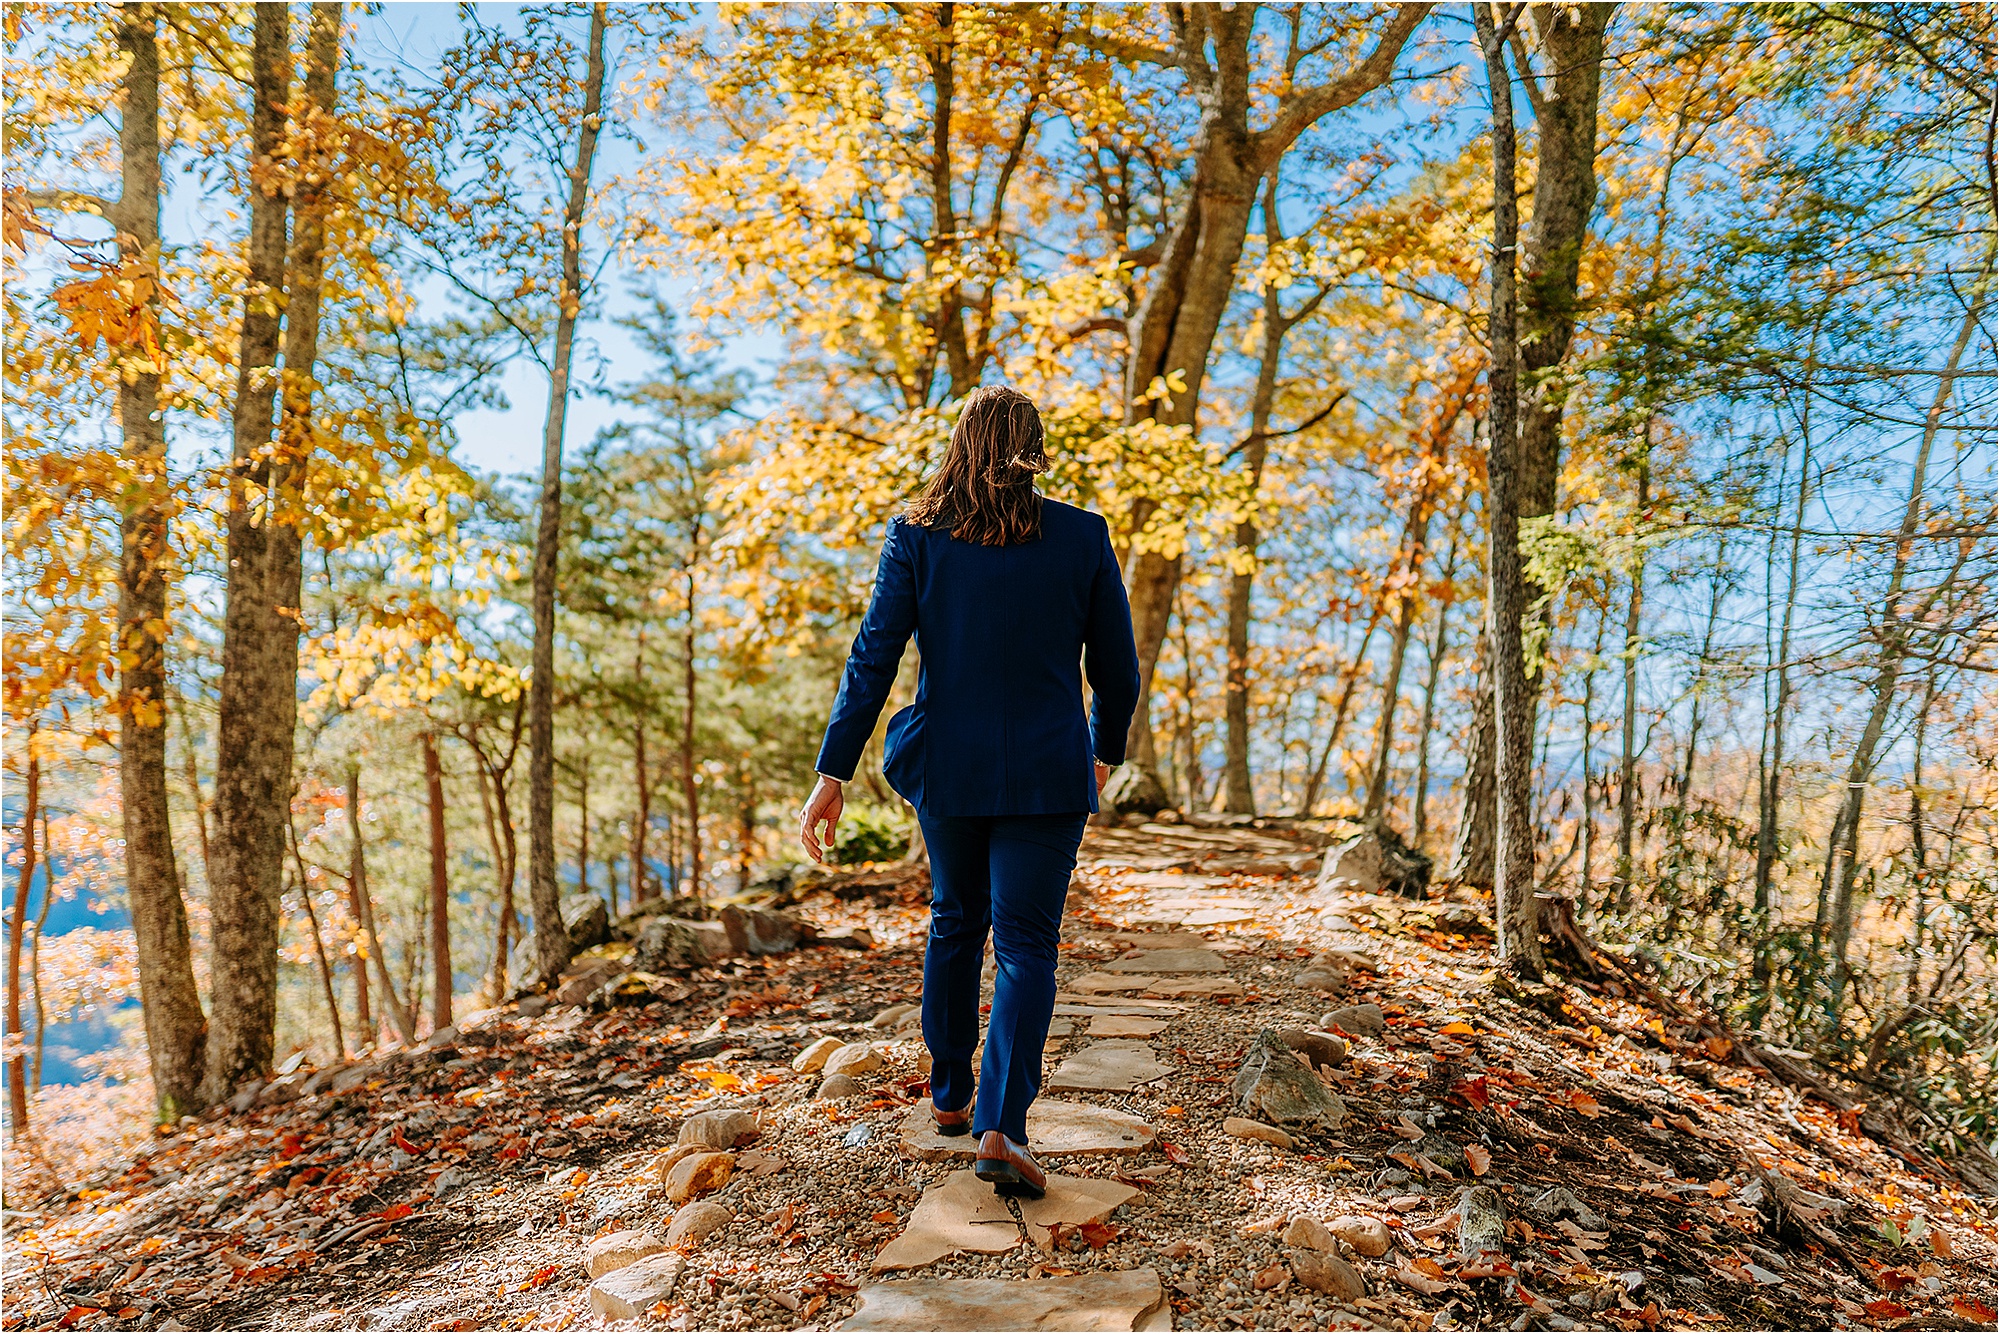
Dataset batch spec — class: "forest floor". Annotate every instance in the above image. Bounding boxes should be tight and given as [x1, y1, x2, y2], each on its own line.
[4, 821, 1995, 1333]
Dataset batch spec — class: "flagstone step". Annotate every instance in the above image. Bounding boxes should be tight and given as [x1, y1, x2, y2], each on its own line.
[841, 1267, 1172, 1330]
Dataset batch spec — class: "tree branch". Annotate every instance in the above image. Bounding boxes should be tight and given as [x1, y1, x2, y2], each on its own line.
[1251, 4, 1432, 172]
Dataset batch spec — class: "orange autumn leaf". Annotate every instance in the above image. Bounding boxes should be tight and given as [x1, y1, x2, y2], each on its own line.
[1952, 1297, 1997, 1323]
[1863, 1300, 1910, 1319]
[1568, 1090, 1603, 1118]
[1465, 1143, 1491, 1176]
[1439, 1021, 1476, 1037]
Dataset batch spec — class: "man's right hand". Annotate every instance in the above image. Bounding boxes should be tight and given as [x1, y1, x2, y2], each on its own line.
[1094, 761, 1111, 795]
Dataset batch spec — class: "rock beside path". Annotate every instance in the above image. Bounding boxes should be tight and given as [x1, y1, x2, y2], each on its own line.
[1329, 1214, 1394, 1257]
[677, 1108, 760, 1149]
[1234, 1027, 1346, 1128]
[792, 1035, 844, 1072]
[583, 1229, 666, 1278]
[1320, 1003, 1387, 1036]
[1289, 1246, 1368, 1300]
[664, 1200, 733, 1248]
[1223, 1117, 1295, 1150]
[587, 1252, 685, 1320]
[1317, 825, 1431, 898]
[664, 1151, 734, 1204]
[841, 1268, 1171, 1331]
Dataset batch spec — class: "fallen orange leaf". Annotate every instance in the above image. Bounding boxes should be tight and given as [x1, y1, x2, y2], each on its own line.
[1465, 1143, 1491, 1176]
[1568, 1090, 1603, 1118]
[1440, 1022, 1476, 1037]
[1863, 1300, 1910, 1319]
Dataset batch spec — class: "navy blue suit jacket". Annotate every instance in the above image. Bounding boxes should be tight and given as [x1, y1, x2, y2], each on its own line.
[815, 498, 1142, 817]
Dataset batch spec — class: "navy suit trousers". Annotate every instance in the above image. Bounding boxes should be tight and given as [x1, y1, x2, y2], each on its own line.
[918, 810, 1087, 1143]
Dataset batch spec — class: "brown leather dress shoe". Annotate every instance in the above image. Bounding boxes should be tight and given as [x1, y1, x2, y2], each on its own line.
[930, 1102, 972, 1136]
[973, 1130, 1046, 1199]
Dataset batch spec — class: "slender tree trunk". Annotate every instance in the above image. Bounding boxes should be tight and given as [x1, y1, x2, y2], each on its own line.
[681, 564, 702, 897]
[1904, 669, 1936, 1009]
[631, 636, 652, 906]
[1615, 454, 1648, 912]
[1821, 294, 1983, 1013]
[1755, 421, 1812, 915]
[1299, 608, 1386, 816]
[1675, 540, 1729, 804]
[1364, 504, 1435, 823]
[29, 834, 52, 1093]
[1411, 532, 1459, 851]
[1448, 630, 1498, 890]
[1475, 2, 1541, 975]
[176, 697, 211, 886]
[286, 819, 346, 1058]
[577, 758, 594, 906]
[422, 732, 453, 1033]
[472, 750, 513, 1000]
[115, 6, 208, 1121]
[526, 2, 609, 987]
[737, 768, 757, 878]
[8, 744, 38, 1134]
[1221, 177, 1291, 815]
[347, 769, 415, 1046]
[344, 829, 372, 1043]
[1580, 606, 1607, 905]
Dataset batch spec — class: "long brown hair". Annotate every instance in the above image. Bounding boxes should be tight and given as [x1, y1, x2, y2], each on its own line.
[903, 385, 1049, 546]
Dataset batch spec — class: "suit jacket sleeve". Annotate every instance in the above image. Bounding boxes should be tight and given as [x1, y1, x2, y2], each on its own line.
[815, 518, 918, 781]
[1083, 517, 1142, 766]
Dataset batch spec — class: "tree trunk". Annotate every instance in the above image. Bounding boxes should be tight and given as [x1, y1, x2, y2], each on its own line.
[576, 758, 594, 907]
[1614, 454, 1648, 912]
[526, 2, 609, 988]
[422, 731, 453, 1034]
[737, 770, 757, 878]
[1117, 5, 1430, 783]
[1514, 2, 1614, 654]
[681, 565, 702, 898]
[1410, 532, 1459, 851]
[1675, 539, 1730, 805]
[207, 0, 301, 1103]
[115, 6, 208, 1122]
[1221, 176, 1292, 816]
[1579, 605, 1608, 905]
[1754, 420, 1811, 924]
[285, 818, 346, 1058]
[472, 744, 517, 1001]
[1299, 608, 1386, 816]
[8, 743, 37, 1134]
[347, 768, 415, 1046]
[176, 696, 211, 886]
[1474, 2, 1541, 976]
[29, 834, 52, 1093]
[631, 636, 652, 906]
[1448, 630, 1497, 891]
[1363, 503, 1436, 823]
[1822, 293, 1983, 1014]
